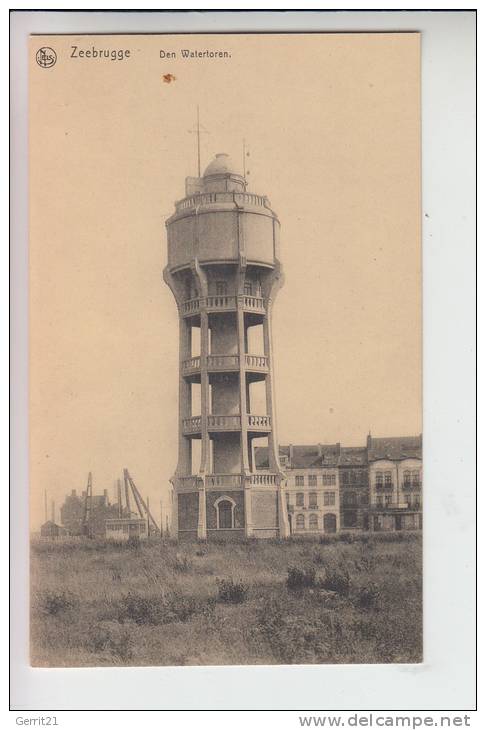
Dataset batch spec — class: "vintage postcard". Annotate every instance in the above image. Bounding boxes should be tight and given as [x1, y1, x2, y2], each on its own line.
[29, 32, 421, 667]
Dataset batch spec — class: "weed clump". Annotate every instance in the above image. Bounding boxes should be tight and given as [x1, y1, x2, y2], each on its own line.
[355, 582, 381, 610]
[38, 589, 78, 616]
[286, 565, 316, 590]
[321, 567, 351, 596]
[217, 578, 248, 604]
[114, 591, 212, 625]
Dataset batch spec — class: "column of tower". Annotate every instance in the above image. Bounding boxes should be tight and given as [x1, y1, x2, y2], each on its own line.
[164, 153, 289, 540]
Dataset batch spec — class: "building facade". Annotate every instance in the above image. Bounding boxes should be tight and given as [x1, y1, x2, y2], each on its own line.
[60, 488, 119, 537]
[256, 444, 340, 534]
[256, 434, 422, 535]
[367, 435, 422, 531]
[164, 153, 289, 540]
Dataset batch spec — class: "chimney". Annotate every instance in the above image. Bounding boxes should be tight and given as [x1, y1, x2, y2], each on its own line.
[367, 433, 372, 449]
[103, 489, 108, 498]
[51, 500, 55, 523]
[317, 443, 323, 458]
[289, 444, 294, 466]
[71, 489, 76, 497]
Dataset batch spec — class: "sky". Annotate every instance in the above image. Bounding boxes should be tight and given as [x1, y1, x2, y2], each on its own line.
[29, 32, 421, 528]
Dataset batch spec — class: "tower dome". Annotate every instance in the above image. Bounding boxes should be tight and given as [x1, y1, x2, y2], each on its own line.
[203, 152, 239, 177]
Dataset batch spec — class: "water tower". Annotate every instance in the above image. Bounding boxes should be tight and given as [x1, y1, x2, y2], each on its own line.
[164, 152, 289, 539]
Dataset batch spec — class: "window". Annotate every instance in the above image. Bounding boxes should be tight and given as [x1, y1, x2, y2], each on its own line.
[413, 494, 421, 507]
[343, 492, 357, 506]
[244, 280, 252, 296]
[376, 495, 384, 507]
[308, 474, 317, 487]
[216, 498, 234, 529]
[403, 470, 411, 487]
[384, 471, 392, 486]
[309, 492, 318, 508]
[309, 513, 318, 530]
[324, 491, 335, 506]
[341, 471, 349, 486]
[296, 514, 305, 530]
[412, 470, 421, 487]
[343, 510, 358, 528]
[216, 281, 227, 296]
[375, 472, 383, 487]
[405, 493, 412, 507]
[285, 492, 290, 507]
[323, 513, 337, 533]
[295, 475, 304, 487]
[296, 492, 304, 506]
[384, 494, 392, 507]
[322, 473, 335, 486]
[279, 456, 287, 467]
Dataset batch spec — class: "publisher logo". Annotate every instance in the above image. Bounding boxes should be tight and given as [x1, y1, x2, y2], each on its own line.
[36, 47, 57, 69]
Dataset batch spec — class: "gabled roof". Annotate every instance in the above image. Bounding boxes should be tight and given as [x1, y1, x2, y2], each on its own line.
[339, 447, 368, 466]
[254, 435, 422, 470]
[367, 435, 422, 462]
[255, 443, 341, 469]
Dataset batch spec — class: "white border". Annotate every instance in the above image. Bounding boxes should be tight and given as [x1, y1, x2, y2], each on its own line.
[10, 10, 476, 711]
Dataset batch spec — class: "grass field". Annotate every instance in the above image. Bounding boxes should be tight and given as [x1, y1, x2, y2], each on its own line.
[30, 532, 422, 667]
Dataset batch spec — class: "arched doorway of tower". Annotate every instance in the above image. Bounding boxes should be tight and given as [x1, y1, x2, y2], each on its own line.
[214, 496, 235, 529]
[323, 513, 337, 533]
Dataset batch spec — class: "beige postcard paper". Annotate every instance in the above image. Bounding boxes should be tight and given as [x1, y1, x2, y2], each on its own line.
[29, 32, 421, 667]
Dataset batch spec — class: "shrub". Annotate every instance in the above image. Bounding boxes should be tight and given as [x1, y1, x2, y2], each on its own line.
[286, 565, 316, 590]
[164, 592, 211, 621]
[356, 582, 381, 610]
[38, 590, 78, 616]
[118, 592, 160, 625]
[114, 591, 212, 625]
[216, 578, 248, 604]
[321, 567, 351, 596]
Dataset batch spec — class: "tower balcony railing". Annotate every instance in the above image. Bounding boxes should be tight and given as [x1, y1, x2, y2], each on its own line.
[238, 295, 266, 313]
[182, 413, 272, 434]
[174, 472, 279, 490]
[175, 476, 200, 490]
[208, 414, 241, 430]
[207, 354, 240, 370]
[175, 191, 270, 213]
[181, 356, 201, 376]
[206, 473, 243, 488]
[247, 414, 272, 431]
[249, 472, 278, 486]
[181, 416, 202, 434]
[244, 354, 269, 370]
[181, 295, 267, 317]
[181, 353, 269, 376]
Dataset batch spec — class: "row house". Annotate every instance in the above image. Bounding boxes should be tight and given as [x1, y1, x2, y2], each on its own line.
[256, 443, 340, 535]
[367, 435, 422, 531]
[255, 434, 422, 535]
